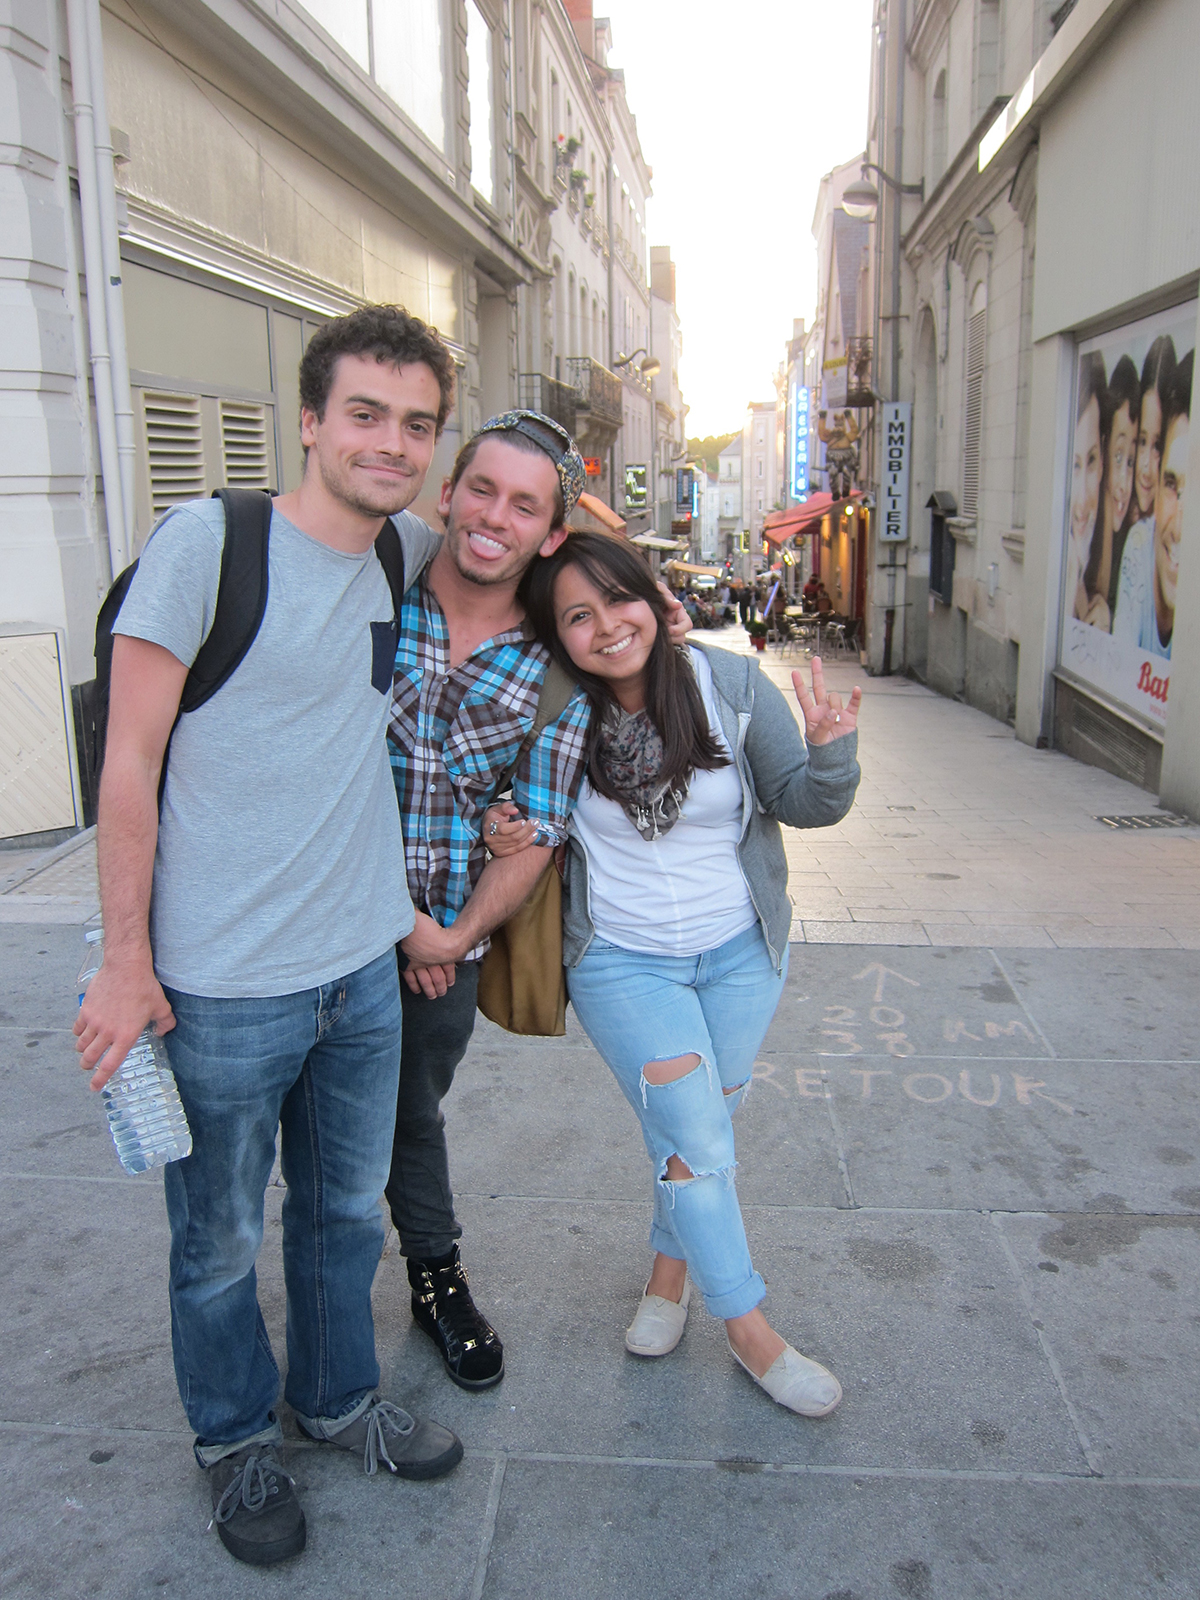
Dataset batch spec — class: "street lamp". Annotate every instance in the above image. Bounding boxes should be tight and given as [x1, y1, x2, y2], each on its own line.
[613, 347, 662, 380]
[842, 162, 924, 222]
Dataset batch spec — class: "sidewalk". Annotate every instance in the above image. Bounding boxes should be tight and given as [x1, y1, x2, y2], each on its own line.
[2, 634, 1198, 1598]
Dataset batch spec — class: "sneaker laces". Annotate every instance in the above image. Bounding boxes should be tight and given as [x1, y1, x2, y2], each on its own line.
[359, 1399, 416, 1477]
[430, 1268, 497, 1354]
[210, 1450, 292, 1528]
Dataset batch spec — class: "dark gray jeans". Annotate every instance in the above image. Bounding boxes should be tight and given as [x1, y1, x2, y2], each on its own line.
[384, 956, 480, 1261]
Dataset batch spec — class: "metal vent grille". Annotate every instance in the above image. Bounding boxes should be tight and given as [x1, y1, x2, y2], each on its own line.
[962, 309, 986, 519]
[1095, 813, 1191, 830]
[220, 401, 271, 490]
[143, 392, 205, 515]
[1072, 697, 1147, 787]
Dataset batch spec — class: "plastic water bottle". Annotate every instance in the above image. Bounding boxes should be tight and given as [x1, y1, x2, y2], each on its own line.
[77, 925, 192, 1174]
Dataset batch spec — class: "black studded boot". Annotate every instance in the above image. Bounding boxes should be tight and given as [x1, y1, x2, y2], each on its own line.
[407, 1246, 505, 1390]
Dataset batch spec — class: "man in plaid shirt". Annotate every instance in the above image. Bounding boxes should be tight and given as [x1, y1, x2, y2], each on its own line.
[384, 410, 685, 1394]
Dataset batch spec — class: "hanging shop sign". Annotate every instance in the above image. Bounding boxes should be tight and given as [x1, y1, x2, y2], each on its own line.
[880, 401, 911, 542]
[822, 354, 848, 409]
[789, 382, 810, 503]
[624, 463, 647, 510]
[1058, 300, 1195, 733]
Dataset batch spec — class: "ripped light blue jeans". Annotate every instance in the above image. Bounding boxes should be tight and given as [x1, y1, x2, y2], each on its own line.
[567, 923, 787, 1320]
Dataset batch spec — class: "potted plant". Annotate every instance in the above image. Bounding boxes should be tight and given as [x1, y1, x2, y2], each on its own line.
[570, 169, 587, 188]
[565, 135, 581, 157]
[747, 618, 768, 651]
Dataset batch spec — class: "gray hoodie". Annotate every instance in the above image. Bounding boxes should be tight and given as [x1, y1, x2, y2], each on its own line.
[561, 640, 861, 972]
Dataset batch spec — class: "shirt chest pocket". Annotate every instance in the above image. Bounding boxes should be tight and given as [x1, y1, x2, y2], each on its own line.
[371, 620, 399, 694]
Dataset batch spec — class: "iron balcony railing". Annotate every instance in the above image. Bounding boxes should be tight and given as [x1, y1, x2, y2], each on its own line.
[845, 335, 875, 408]
[564, 356, 623, 428]
[517, 373, 578, 436]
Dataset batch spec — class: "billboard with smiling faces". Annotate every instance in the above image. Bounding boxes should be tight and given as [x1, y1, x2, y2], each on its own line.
[1058, 301, 1194, 733]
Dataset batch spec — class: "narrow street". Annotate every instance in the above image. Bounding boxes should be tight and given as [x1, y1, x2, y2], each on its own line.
[4, 632, 1198, 1598]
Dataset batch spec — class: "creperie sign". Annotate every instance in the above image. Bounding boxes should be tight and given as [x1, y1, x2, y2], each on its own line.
[880, 401, 911, 543]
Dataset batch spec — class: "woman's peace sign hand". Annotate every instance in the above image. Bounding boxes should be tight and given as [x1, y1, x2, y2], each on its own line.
[791, 656, 862, 745]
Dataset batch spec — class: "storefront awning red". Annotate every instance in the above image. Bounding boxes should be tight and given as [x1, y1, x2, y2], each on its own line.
[762, 491, 862, 545]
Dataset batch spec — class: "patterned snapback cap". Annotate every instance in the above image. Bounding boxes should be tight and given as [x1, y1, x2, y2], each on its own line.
[474, 408, 587, 518]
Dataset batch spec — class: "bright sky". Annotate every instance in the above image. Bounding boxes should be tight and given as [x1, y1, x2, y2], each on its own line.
[600, 0, 875, 437]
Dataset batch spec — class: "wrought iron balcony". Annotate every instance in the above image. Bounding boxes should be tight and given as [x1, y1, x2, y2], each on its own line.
[564, 357, 623, 429]
[517, 373, 578, 436]
[846, 336, 875, 408]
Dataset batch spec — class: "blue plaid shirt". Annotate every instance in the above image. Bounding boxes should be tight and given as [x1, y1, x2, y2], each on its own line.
[388, 576, 591, 958]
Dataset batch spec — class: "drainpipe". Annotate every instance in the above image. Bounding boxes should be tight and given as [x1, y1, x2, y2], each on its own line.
[64, 0, 128, 578]
[84, 0, 136, 562]
[881, 0, 907, 677]
[606, 147, 616, 516]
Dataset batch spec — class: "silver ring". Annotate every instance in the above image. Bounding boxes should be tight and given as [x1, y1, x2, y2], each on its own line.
[834, 713, 841, 723]
[488, 822, 498, 836]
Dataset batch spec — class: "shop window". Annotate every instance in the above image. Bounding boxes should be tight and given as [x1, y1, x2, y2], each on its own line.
[466, 1, 494, 204]
[374, 0, 445, 151]
[973, 0, 1001, 122]
[930, 70, 947, 184]
[299, 0, 369, 70]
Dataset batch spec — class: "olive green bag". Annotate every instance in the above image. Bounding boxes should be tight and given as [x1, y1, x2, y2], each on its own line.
[476, 662, 578, 1037]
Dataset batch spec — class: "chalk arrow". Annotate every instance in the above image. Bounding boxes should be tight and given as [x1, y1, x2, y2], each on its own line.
[853, 962, 921, 1004]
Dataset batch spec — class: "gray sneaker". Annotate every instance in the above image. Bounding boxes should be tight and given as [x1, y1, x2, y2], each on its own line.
[208, 1444, 305, 1566]
[298, 1395, 463, 1479]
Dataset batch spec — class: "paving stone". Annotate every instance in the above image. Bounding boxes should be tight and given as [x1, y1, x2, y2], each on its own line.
[0, 1426, 492, 1600]
[477, 1462, 1200, 1600]
[997, 1210, 1200, 1478]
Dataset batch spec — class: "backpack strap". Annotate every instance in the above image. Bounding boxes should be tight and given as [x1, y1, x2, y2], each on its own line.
[493, 659, 579, 801]
[374, 518, 408, 622]
[180, 488, 273, 715]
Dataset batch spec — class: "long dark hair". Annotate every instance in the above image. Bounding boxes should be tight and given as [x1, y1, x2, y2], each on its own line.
[520, 530, 729, 802]
[1135, 335, 1177, 518]
[1089, 352, 1144, 610]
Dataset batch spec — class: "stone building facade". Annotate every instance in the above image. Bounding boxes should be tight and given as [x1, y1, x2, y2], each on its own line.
[0, 0, 673, 840]
[860, 0, 1200, 813]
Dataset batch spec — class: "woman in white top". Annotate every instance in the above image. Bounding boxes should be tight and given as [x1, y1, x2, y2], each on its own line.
[489, 531, 862, 1417]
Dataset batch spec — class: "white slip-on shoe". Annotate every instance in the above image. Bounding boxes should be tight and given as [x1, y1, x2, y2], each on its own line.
[728, 1340, 843, 1417]
[624, 1278, 691, 1356]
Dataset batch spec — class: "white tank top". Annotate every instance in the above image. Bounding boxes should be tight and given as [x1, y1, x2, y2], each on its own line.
[570, 648, 758, 957]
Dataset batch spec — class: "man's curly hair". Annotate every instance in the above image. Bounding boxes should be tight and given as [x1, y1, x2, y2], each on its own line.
[299, 304, 457, 433]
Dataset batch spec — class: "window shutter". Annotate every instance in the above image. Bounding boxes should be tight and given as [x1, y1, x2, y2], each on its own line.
[220, 401, 272, 490]
[143, 391, 205, 516]
[962, 309, 986, 519]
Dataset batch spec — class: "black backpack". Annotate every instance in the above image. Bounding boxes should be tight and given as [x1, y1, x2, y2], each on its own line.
[88, 488, 411, 786]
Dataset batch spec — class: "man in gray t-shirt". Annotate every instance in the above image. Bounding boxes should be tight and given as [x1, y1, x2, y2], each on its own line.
[74, 307, 463, 1568]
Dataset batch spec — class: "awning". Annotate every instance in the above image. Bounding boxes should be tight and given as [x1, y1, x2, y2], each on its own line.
[632, 534, 688, 552]
[575, 492, 627, 536]
[664, 559, 723, 577]
[762, 491, 863, 545]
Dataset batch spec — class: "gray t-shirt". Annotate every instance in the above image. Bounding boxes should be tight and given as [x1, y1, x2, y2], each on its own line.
[114, 498, 441, 998]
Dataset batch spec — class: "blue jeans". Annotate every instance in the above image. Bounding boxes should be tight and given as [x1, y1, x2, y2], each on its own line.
[567, 923, 787, 1320]
[161, 949, 402, 1464]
